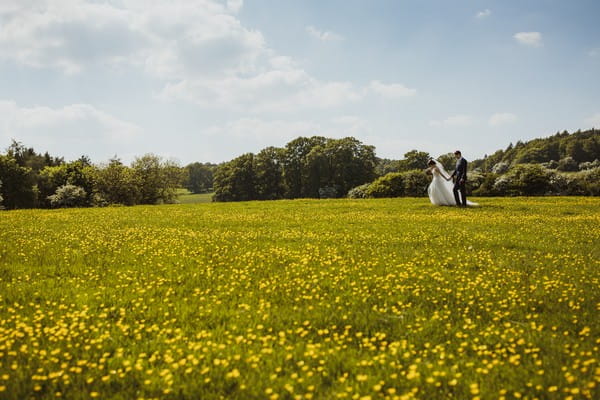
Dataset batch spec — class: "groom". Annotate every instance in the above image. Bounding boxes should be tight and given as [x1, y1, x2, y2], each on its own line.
[450, 150, 468, 207]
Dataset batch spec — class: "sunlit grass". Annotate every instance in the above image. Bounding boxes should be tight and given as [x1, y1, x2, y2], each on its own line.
[0, 197, 598, 399]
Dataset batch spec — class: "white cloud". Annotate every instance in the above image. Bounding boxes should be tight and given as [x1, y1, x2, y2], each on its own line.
[489, 112, 517, 126]
[368, 81, 417, 98]
[514, 32, 542, 47]
[0, 0, 264, 78]
[306, 26, 344, 42]
[429, 115, 474, 127]
[476, 9, 491, 19]
[226, 0, 244, 13]
[0, 100, 141, 159]
[584, 113, 600, 128]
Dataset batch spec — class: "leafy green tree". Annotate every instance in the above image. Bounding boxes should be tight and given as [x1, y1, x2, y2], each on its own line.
[184, 162, 215, 193]
[398, 150, 430, 171]
[131, 154, 183, 204]
[0, 154, 36, 209]
[281, 136, 327, 198]
[94, 158, 142, 206]
[213, 153, 257, 202]
[255, 147, 285, 200]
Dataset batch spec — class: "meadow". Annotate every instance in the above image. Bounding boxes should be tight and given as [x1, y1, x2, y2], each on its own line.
[0, 197, 598, 400]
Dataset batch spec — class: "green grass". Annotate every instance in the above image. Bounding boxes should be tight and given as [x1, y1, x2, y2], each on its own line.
[176, 189, 214, 204]
[0, 197, 598, 399]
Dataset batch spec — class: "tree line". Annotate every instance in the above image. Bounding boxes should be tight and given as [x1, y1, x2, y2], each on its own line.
[0, 141, 216, 209]
[1, 129, 598, 209]
[213, 136, 377, 201]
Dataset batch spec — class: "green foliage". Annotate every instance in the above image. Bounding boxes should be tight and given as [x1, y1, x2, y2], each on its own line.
[47, 184, 87, 208]
[402, 170, 430, 196]
[365, 172, 405, 198]
[474, 129, 599, 172]
[398, 150, 430, 171]
[213, 153, 257, 202]
[557, 156, 579, 172]
[255, 147, 285, 200]
[346, 183, 370, 199]
[131, 154, 184, 204]
[497, 164, 551, 196]
[0, 154, 36, 209]
[93, 158, 142, 206]
[213, 136, 376, 202]
[184, 162, 215, 194]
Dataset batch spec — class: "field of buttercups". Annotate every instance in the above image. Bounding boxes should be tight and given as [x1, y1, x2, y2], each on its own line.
[0, 197, 598, 399]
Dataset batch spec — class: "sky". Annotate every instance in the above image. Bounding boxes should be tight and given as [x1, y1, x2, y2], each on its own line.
[1, 0, 599, 165]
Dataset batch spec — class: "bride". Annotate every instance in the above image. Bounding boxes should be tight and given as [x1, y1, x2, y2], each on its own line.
[426, 159, 477, 206]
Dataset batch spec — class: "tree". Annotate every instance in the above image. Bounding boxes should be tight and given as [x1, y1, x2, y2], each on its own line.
[281, 136, 327, 198]
[0, 179, 3, 209]
[213, 153, 257, 202]
[0, 154, 36, 209]
[255, 147, 285, 200]
[48, 184, 87, 208]
[184, 163, 215, 193]
[398, 150, 430, 171]
[131, 154, 183, 204]
[93, 158, 142, 206]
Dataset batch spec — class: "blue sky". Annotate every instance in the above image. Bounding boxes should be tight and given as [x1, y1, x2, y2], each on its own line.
[1, 0, 599, 164]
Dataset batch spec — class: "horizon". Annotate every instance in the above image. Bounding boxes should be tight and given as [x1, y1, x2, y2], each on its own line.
[1, 0, 599, 165]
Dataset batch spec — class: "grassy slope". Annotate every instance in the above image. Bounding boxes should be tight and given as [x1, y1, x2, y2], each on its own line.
[0, 197, 598, 399]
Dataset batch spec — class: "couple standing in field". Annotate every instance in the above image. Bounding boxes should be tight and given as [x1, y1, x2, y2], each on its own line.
[426, 150, 477, 207]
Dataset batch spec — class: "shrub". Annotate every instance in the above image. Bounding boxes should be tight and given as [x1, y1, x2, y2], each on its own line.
[347, 184, 370, 199]
[402, 170, 429, 197]
[501, 164, 551, 195]
[365, 173, 404, 198]
[491, 161, 510, 174]
[48, 184, 88, 208]
[557, 157, 579, 172]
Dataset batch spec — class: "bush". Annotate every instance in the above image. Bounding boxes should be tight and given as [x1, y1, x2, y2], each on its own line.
[580, 167, 600, 195]
[365, 173, 404, 198]
[491, 161, 510, 174]
[402, 170, 429, 197]
[501, 164, 551, 196]
[347, 184, 370, 199]
[557, 157, 579, 172]
[579, 159, 600, 170]
[48, 184, 88, 208]
[541, 160, 559, 169]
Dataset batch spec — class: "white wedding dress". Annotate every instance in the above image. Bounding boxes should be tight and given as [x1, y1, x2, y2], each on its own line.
[428, 161, 477, 206]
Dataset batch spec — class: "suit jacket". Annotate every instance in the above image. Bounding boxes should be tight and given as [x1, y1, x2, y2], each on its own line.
[451, 157, 468, 182]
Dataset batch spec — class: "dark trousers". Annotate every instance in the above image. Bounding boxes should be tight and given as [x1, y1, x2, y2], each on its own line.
[453, 180, 467, 206]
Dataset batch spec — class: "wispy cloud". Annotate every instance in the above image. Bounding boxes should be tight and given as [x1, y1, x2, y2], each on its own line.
[306, 26, 344, 42]
[368, 81, 416, 98]
[476, 9, 491, 19]
[489, 113, 517, 126]
[514, 32, 543, 47]
[429, 115, 474, 128]
[0, 100, 141, 160]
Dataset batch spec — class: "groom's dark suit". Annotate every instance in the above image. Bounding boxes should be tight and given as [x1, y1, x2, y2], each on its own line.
[451, 157, 468, 207]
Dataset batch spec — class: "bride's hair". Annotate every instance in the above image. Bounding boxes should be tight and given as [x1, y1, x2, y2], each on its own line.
[427, 159, 436, 166]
